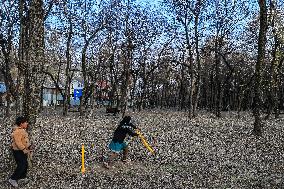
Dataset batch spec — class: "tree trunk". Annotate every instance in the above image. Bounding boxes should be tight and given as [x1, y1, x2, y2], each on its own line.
[189, 54, 195, 118]
[79, 27, 103, 116]
[265, 34, 278, 120]
[179, 66, 186, 110]
[274, 58, 284, 118]
[214, 39, 221, 118]
[22, 0, 45, 126]
[55, 62, 62, 109]
[193, 12, 201, 117]
[109, 51, 119, 108]
[0, 10, 18, 117]
[120, 42, 132, 117]
[253, 0, 267, 136]
[63, 18, 72, 116]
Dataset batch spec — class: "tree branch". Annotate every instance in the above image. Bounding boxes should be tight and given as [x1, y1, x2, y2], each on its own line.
[42, 70, 65, 97]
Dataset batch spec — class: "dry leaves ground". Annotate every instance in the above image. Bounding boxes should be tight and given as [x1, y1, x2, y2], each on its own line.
[0, 109, 283, 188]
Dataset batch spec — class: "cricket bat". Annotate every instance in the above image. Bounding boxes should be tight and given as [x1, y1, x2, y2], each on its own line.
[136, 130, 155, 154]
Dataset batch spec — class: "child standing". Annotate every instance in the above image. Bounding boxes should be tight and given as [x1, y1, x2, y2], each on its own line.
[8, 116, 32, 187]
[103, 116, 138, 168]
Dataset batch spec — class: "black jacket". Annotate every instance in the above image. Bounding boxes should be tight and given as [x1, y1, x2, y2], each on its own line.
[112, 123, 138, 143]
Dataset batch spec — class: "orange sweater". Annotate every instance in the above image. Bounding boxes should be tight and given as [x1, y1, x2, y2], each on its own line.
[11, 127, 31, 154]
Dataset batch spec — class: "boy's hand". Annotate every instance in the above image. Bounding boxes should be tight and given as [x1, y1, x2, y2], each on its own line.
[135, 129, 141, 136]
[28, 144, 34, 150]
[23, 149, 32, 154]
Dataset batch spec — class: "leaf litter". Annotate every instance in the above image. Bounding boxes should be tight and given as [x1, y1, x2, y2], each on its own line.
[0, 109, 283, 188]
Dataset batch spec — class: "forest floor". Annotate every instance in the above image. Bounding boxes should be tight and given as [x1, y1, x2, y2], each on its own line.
[0, 108, 283, 189]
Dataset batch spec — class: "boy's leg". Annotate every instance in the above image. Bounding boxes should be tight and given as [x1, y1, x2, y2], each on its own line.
[10, 150, 25, 180]
[19, 153, 28, 179]
[13, 151, 28, 180]
[104, 152, 118, 168]
[122, 146, 129, 161]
[9, 150, 28, 187]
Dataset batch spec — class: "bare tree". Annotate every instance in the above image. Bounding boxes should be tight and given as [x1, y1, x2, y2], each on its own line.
[18, 0, 45, 125]
[0, 1, 19, 117]
[63, 16, 73, 116]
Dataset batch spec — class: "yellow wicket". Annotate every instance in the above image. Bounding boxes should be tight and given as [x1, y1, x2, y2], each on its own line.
[81, 144, 85, 174]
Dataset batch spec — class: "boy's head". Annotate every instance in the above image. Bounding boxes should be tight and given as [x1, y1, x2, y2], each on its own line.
[16, 116, 29, 128]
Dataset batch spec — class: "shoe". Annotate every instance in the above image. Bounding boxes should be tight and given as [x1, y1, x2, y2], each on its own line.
[8, 179, 18, 187]
[103, 162, 110, 169]
[122, 159, 131, 163]
[19, 178, 29, 185]
[103, 162, 113, 169]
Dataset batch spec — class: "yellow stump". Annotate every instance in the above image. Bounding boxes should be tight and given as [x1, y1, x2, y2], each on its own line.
[81, 144, 85, 174]
[136, 130, 155, 154]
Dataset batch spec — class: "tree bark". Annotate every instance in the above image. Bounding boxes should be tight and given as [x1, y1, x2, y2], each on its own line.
[214, 38, 221, 118]
[63, 17, 72, 116]
[253, 0, 267, 136]
[265, 34, 278, 120]
[120, 40, 133, 117]
[193, 8, 201, 117]
[21, 0, 45, 126]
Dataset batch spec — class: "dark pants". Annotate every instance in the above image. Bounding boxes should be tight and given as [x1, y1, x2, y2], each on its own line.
[10, 150, 28, 180]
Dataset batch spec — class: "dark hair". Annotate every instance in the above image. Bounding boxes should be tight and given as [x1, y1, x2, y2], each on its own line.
[15, 116, 28, 126]
[120, 116, 131, 126]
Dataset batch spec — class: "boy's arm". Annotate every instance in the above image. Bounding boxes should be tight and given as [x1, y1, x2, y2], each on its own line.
[13, 130, 26, 151]
[129, 126, 139, 137]
[122, 124, 139, 137]
[129, 123, 137, 129]
[24, 131, 32, 149]
[130, 130, 139, 137]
